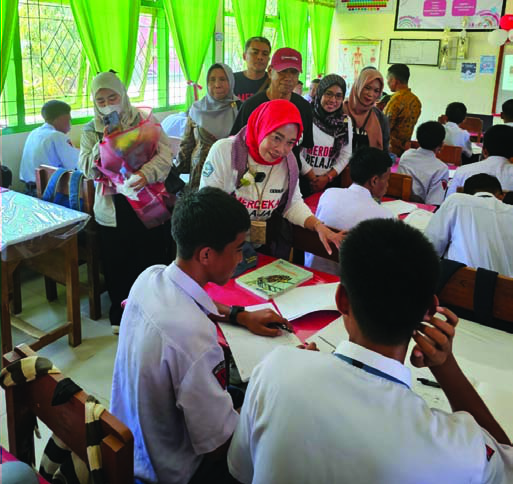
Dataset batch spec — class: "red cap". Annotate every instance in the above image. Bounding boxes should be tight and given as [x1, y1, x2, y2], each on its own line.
[270, 48, 302, 73]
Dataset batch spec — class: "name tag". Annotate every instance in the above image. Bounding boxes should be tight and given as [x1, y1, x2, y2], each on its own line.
[250, 220, 267, 245]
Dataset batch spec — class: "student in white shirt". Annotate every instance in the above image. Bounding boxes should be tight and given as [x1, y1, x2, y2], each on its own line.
[425, 174, 513, 277]
[447, 124, 513, 197]
[300, 74, 352, 196]
[228, 218, 513, 484]
[19, 100, 79, 195]
[111, 187, 291, 484]
[501, 99, 513, 127]
[397, 121, 449, 205]
[305, 146, 393, 274]
[443, 102, 472, 160]
[200, 99, 343, 255]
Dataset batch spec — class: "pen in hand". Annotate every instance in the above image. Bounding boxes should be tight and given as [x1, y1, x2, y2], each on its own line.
[267, 323, 293, 334]
[417, 377, 441, 388]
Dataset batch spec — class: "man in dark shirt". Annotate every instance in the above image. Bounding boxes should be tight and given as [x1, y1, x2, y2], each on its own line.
[233, 37, 271, 102]
[230, 47, 314, 156]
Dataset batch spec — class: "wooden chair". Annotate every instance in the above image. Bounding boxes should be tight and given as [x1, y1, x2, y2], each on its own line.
[34, 165, 104, 320]
[291, 225, 340, 264]
[437, 144, 463, 166]
[3, 344, 134, 484]
[386, 172, 412, 201]
[460, 116, 483, 142]
[438, 267, 513, 329]
[339, 166, 352, 188]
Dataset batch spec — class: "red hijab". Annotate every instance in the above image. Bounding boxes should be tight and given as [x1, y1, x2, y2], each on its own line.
[245, 99, 303, 166]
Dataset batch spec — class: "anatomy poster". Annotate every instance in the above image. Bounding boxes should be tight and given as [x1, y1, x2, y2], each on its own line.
[395, 0, 505, 30]
[338, 40, 381, 91]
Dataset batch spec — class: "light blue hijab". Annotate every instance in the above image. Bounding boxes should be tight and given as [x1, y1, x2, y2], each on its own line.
[189, 63, 239, 139]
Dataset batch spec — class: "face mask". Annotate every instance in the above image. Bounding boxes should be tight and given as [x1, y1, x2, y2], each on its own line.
[98, 103, 122, 116]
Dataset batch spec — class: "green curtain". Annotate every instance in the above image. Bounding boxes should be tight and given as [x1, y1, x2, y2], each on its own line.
[69, 0, 140, 86]
[307, 0, 335, 77]
[232, 0, 267, 53]
[164, 0, 220, 106]
[1, 0, 18, 94]
[278, 0, 308, 53]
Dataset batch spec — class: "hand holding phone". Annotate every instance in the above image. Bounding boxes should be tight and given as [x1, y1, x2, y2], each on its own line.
[103, 110, 121, 134]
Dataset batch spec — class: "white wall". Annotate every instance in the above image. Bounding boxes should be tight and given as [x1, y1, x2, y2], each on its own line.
[327, 0, 513, 128]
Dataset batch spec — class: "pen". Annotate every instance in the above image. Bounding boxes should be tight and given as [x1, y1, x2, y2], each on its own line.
[268, 323, 293, 333]
[417, 377, 441, 388]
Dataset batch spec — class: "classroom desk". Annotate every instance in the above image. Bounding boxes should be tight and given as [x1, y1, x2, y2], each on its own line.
[1, 189, 89, 357]
[0, 446, 50, 484]
[208, 255, 513, 437]
[304, 191, 436, 217]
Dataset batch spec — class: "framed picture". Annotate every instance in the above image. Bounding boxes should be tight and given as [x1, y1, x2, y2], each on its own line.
[338, 40, 382, 91]
[395, 0, 506, 31]
[388, 39, 441, 66]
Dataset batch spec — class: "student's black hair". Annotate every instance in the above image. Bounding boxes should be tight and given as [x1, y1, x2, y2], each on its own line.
[502, 99, 513, 121]
[297, 80, 303, 85]
[244, 36, 272, 53]
[387, 64, 410, 84]
[171, 187, 250, 260]
[416, 121, 445, 150]
[41, 100, 71, 123]
[483, 124, 513, 159]
[349, 147, 393, 185]
[463, 174, 503, 196]
[339, 218, 440, 346]
[311, 78, 321, 85]
[445, 102, 467, 124]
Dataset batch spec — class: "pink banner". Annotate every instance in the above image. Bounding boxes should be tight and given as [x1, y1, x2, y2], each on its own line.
[423, 0, 447, 16]
[452, 0, 477, 15]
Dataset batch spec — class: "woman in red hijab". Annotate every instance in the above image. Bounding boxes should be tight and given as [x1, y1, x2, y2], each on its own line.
[200, 99, 343, 255]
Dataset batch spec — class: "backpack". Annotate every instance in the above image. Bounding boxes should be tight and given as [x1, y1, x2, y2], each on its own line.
[42, 168, 85, 212]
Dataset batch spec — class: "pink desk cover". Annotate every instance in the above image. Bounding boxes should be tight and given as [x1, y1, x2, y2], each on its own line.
[206, 254, 340, 343]
[0, 446, 50, 484]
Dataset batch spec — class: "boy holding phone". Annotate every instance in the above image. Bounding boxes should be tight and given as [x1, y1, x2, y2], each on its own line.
[228, 219, 513, 484]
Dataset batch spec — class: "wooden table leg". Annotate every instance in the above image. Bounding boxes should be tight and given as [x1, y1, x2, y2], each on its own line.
[64, 236, 81, 347]
[1, 259, 13, 359]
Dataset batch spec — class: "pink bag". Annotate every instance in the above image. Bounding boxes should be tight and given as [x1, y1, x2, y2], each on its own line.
[96, 108, 171, 229]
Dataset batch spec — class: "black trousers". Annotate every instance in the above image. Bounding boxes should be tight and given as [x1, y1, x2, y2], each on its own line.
[98, 194, 172, 326]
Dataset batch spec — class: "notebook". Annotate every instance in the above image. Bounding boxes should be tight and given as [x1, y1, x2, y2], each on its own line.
[273, 283, 339, 321]
[236, 259, 313, 300]
[403, 209, 434, 232]
[382, 200, 418, 217]
[306, 316, 348, 353]
[219, 303, 302, 382]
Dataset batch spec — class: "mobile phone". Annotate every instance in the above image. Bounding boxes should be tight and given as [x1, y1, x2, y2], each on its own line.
[103, 111, 121, 134]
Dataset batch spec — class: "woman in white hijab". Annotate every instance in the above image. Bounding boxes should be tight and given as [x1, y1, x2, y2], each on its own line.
[79, 71, 173, 333]
[176, 63, 240, 189]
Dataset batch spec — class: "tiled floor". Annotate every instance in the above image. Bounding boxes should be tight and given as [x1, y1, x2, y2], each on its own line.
[1, 267, 118, 465]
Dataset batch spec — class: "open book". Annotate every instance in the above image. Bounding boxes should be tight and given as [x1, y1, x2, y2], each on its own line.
[306, 316, 348, 353]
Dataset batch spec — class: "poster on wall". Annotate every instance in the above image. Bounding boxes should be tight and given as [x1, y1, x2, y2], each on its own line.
[338, 40, 381, 90]
[480, 55, 496, 74]
[337, 0, 396, 13]
[395, 0, 506, 31]
[461, 62, 477, 80]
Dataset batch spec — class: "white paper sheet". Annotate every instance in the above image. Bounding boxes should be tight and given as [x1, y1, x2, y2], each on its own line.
[306, 316, 348, 353]
[403, 209, 434, 232]
[220, 304, 302, 382]
[273, 283, 339, 321]
[382, 200, 418, 217]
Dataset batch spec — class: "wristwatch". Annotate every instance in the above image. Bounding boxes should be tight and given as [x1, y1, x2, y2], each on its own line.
[229, 305, 246, 325]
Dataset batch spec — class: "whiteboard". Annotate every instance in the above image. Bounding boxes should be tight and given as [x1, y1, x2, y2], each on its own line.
[388, 39, 440, 66]
[493, 43, 513, 115]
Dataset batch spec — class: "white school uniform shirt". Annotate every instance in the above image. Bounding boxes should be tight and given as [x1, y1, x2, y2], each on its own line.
[19, 123, 79, 183]
[444, 121, 473, 157]
[425, 192, 513, 277]
[110, 263, 238, 484]
[397, 148, 449, 205]
[299, 119, 353, 176]
[161, 112, 188, 138]
[304, 184, 394, 274]
[199, 137, 312, 227]
[228, 342, 513, 484]
[447, 156, 513, 197]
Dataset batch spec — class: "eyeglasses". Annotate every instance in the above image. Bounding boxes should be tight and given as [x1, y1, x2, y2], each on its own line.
[323, 91, 344, 100]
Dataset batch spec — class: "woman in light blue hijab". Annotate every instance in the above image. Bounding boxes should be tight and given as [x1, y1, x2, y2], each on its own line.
[176, 63, 240, 189]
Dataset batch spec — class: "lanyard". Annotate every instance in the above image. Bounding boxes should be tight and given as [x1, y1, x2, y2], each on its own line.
[333, 353, 409, 388]
[251, 165, 274, 220]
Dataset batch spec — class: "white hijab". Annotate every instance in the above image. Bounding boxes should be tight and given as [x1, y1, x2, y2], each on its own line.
[189, 63, 239, 139]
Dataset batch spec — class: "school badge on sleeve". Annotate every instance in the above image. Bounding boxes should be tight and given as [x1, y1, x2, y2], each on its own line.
[212, 361, 227, 389]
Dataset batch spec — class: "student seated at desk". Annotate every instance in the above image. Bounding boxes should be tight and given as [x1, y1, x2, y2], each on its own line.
[397, 121, 449, 205]
[111, 187, 290, 484]
[425, 173, 513, 278]
[447, 125, 513, 197]
[228, 218, 513, 484]
[501, 99, 513, 127]
[19, 100, 79, 196]
[304, 146, 393, 274]
[443, 102, 473, 161]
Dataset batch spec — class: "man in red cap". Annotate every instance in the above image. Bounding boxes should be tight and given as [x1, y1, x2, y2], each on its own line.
[230, 47, 314, 158]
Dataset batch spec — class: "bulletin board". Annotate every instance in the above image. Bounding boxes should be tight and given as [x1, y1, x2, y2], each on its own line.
[492, 42, 513, 115]
[388, 39, 440, 66]
[395, 0, 506, 31]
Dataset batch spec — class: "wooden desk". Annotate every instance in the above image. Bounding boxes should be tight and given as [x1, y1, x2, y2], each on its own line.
[1, 190, 89, 357]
